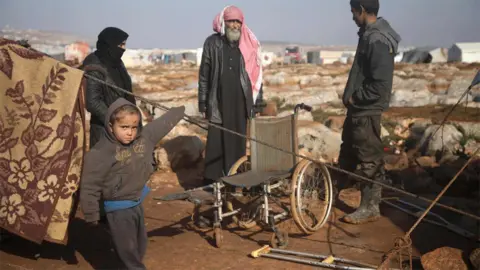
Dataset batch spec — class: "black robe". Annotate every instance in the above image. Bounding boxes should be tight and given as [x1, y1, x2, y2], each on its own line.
[204, 41, 248, 182]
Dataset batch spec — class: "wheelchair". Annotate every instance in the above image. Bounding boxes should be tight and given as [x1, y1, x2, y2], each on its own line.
[211, 103, 334, 249]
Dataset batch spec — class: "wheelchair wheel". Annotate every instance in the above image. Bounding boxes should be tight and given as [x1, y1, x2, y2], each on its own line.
[228, 155, 250, 175]
[291, 159, 333, 234]
[226, 156, 258, 230]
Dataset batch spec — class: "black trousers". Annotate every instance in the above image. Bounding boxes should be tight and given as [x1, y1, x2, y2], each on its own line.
[338, 114, 386, 189]
[204, 120, 247, 183]
[106, 204, 147, 270]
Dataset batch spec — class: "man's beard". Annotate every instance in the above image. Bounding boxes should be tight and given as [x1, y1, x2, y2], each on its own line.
[226, 28, 241, 42]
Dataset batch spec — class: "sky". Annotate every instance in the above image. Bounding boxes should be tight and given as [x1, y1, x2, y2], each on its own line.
[1, 0, 479, 49]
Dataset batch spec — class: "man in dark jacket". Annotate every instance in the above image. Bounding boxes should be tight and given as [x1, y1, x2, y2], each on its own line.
[339, 0, 401, 224]
[81, 27, 136, 149]
[198, 5, 264, 184]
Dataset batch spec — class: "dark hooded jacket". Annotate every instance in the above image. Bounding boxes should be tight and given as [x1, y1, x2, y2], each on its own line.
[80, 98, 185, 222]
[81, 27, 136, 148]
[342, 18, 401, 116]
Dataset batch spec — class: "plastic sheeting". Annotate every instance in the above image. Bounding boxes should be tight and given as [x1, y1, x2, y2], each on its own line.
[401, 50, 433, 64]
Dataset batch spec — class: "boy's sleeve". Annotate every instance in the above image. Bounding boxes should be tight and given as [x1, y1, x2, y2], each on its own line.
[80, 150, 109, 223]
[142, 106, 185, 145]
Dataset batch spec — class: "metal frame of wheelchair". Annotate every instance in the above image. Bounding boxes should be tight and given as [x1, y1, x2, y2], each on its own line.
[211, 104, 334, 249]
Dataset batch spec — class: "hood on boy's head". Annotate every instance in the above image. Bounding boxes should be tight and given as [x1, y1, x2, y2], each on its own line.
[104, 98, 142, 142]
[366, 17, 402, 54]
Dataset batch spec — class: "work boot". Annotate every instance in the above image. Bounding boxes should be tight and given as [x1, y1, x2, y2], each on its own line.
[343, 184, 382, 224]
[470, 248, 480, 270]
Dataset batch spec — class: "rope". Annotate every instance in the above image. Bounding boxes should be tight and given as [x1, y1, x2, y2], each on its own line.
[378, 237, 413, 270]
[82, 73, 480, 221]
[82, 73, 480, 220]
[377, 148, 479, 270]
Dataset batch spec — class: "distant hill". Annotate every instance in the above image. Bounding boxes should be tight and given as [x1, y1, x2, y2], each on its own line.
[261, 40, 319, 46]
[0, 26, 95, 46]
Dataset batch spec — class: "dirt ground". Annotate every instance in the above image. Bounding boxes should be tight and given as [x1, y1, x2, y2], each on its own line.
[0, 177, 477, 270]
[383, 105, 480, 123]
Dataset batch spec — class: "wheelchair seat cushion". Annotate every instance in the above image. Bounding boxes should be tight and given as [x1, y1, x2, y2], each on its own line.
[219, 170, 291, 188]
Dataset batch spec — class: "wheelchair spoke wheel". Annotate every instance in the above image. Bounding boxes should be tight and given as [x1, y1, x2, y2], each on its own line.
[228, 155, 251, 175]
[291, 159, 333, 234]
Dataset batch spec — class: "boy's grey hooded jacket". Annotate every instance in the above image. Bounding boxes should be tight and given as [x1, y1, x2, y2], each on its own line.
[80, 98, 185, 222]
[342, 17, 401, 116]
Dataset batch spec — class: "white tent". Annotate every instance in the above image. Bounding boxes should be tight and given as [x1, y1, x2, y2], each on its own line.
[448, 42, 480, 63]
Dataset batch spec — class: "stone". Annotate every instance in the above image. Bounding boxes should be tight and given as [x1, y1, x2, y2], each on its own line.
[261, 101, 278, 116]
[470, 248, 480, 270]
[384, 152, 409, 171]
[415, 156, 439, 168]
[297, 122, 342, 162]
[390, 89, 438, 107]
[421, 247, 468, 270]
[447, 77, 475, 99]
[324, 116, 346, 132]
[418, 124, 463, 156]
[278, 110, 314, 121]
[154, 136, 204, 172]
[430, 77, 450, 95]
[462, 139, 480, 156]
[281, 89, 340, 107]
[393, 77, 429, 92]
[381, 125, 390, 138]
[339, 188, 360, 209]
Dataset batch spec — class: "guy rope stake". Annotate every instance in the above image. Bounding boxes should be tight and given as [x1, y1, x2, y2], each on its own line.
[377, 147, 480, 270]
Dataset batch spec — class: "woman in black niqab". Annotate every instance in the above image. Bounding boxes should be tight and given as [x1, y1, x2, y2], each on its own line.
[82, 26, 136, 149]
[94, 27, 132, 92]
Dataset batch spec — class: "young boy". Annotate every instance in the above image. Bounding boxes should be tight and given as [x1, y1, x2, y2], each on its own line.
[80, 98, 185, 269]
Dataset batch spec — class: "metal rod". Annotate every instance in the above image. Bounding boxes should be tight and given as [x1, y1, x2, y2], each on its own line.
[153, 184, 216, 200]
[270, 248, 378, 269]
[264, 185, 269, 224]
[273, 212, 288, 221]
[383, 200, 478, 240]
[220, 209, 241, 218]
[269, 182, 282, 190]
[259, 253, 374, 270]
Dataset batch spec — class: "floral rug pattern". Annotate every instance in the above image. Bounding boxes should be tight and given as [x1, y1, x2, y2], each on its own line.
[0, 38, 86, 244]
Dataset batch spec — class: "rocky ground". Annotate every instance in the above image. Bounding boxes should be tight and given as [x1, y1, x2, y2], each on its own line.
[1, 62, 480, 269]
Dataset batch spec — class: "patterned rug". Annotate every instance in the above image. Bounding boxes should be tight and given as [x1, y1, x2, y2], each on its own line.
[0, 38, 86, 244]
